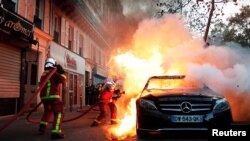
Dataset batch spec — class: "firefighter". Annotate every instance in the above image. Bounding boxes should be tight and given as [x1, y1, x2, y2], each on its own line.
[38, 57, 66, 140]
[91, 81, 115, 126]
[109, 79, 124, 124]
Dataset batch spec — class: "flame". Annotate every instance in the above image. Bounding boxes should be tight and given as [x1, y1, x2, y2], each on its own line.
[107, 15, 250, 140]
[107, 15, 198, 140]
[166, 63, 185, 76]
[108, 98, 137, 140]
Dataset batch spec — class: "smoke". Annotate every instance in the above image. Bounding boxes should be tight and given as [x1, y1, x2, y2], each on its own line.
[105, 0, 158, 51]
[186, 45, 250, 122]
[119, 0, 157, 20]
[109, 14, 250, 122]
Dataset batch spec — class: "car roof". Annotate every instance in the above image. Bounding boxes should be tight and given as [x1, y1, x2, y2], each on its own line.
[148, 75, 186, 80]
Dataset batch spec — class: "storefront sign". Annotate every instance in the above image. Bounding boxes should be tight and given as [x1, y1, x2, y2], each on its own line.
[50, 42, 85, 75]
[65, 53, 77, 70]
[0, 7, 34, 42]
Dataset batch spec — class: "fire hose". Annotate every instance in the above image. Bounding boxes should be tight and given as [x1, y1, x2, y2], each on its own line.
[26, 101, 99, 124]
[0, 67, 99, 132]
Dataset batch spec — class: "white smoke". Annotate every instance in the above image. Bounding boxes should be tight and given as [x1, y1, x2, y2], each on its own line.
[186, 45, 250, 94]
[119, 0, 157, 20]
[185, 44, 250, 122]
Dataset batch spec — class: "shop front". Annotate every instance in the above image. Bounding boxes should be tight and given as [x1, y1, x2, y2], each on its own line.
[93, 72, 106, 86]
[0, 6, 35, 116]
[50, 42, 85, 110]
[93, 65, 107, 85]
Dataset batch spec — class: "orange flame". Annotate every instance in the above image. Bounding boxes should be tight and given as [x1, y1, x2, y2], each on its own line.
[107, 15, 200, 140]
[108, 98, 137, 140]
[107, 15, 250, 140]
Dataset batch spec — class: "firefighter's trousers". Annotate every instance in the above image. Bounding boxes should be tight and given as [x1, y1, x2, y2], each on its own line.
[109, 99, 117, 123]
[95, 99, 117, 124]
[39, 99, 64, 134]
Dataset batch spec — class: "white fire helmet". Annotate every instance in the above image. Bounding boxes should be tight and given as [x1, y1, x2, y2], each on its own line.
[45, 57, 56, 68]
[104, 80, 116, 91]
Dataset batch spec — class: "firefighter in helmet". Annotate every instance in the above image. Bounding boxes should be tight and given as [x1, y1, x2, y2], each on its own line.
[91, 80, 116, 126]
[109, 79, 124, 124]
[38, 57, 66, 140]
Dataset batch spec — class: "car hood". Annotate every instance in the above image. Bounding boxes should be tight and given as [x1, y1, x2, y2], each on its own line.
[141, 88, 224, 99]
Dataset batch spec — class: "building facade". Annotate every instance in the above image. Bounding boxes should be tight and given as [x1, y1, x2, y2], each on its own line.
[0, 0, 123, 116]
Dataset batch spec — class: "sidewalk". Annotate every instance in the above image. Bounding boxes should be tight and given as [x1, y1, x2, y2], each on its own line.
[0, 106, 112, 141]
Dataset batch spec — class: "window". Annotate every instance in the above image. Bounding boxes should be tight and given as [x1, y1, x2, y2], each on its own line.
[30, 64, 38, 85]
[2, 0, 18, 13]
[34, 0, 44, 29]
[68, 25, 73, 51]
[79, 34, 84, 57]
[91, 44, 96, 61]
[54, 14, 61, 43]
[101, 52, 105, 66]
[96, 50, 101, 64]
[79, 45, 82, 57]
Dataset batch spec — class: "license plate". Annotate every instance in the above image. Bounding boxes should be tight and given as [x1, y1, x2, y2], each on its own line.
[171, 115, 203, 123]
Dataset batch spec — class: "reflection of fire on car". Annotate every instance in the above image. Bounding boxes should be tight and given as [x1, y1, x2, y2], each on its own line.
[136, 75, 233, 137]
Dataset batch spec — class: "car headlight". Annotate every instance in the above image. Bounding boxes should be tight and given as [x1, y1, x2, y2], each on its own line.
[213, 98, 230, 114]
[139, 99, 157, 111]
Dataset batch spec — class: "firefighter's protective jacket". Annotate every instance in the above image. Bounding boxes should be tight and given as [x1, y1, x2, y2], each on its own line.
[40, 69, 66, 100]
[99, 90, 113, 103]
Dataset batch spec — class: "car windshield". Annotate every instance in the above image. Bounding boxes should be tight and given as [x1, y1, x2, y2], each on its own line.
[145, 76, 202, 90]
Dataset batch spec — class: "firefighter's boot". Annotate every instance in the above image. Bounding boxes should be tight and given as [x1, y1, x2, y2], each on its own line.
[38, 124, 46, 134]
[90, 120, 100, 127]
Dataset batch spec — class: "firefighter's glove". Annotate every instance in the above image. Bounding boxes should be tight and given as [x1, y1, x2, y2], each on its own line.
[112, 93, 121, 100]
[56, 64, 65, 74]
[114, 89, 120, 95]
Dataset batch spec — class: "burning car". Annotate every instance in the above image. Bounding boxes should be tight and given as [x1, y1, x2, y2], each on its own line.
[136, 75, 233, 137]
